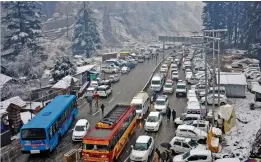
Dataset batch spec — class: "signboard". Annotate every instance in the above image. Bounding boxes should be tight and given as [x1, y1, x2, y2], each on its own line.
[158, 36, 203, 44]
[90, 74, 96, 80]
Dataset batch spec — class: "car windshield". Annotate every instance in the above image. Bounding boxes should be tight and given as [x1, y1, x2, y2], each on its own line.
[177, 85, 185, 89]
[147, 116, 158, 122]
[188, 140, 198, 147]
[87, 90, 94, 93]
[21, 128, 46, 140]
[152, 80, 160, 85]
[156, 100, 165, 105]
[165, 83, 172, 88]
[75, 125, 85, 131]
[182, 151, 190, 159]
[135, 104, 142, 110]
[173, 72, 178, 75]
[134, 142, 148, 151]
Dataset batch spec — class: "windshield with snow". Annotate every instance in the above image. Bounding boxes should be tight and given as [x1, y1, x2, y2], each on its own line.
[147, 116, 158, 122]
[156, 100, 165, 105]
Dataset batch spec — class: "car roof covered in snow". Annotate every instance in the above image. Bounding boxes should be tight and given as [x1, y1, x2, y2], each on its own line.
[136, 135, 151, 143]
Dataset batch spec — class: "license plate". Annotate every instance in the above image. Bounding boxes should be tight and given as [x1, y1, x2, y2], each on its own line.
[30, 150, 40, 154]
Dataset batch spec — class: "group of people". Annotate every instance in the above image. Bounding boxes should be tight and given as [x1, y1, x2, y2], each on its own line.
[153, 148, 172, 162]
[86, 92, 105, 117]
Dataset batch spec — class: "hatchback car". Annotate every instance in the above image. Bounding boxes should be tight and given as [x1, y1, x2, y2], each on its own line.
[170, 137, 207, 154]
[163, 80, 174, 94]
[90, 80, 99, 88]
[145, 112, 162, 132]
[130, 135, 154, 162]
[173, 150, 212, 162]
[72, 119, 90, 141]
[97, 85, 112, 97]
[174, 114, 201, 125]
[201, 94, 227, 105]
[121, 66, 130, 74]
[172, 71, 179, 80]
[187, 120, 209, 133]
[154, 95, 169, 113]
[86, 87, 97, 97]
[175, 125, 208, 141]
[109, 74, 120, 83]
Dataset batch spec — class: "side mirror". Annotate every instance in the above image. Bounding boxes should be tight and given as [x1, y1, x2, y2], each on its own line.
[131, 145, 133, 149]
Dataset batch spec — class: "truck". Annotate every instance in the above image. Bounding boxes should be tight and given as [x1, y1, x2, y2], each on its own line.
[102, 52, 118, 62]
[119, 51, 129, 58]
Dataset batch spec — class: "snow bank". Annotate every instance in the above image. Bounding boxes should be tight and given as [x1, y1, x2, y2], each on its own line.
[221, 92, 261, 160]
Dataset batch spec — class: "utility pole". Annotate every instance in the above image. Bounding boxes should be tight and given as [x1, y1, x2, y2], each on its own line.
[203, 32, 208, 117]
[203, 29, 227, 125]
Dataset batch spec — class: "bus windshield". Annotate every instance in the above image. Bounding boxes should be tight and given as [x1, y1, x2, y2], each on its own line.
[152, 80, 160, 85]
[21, 128, 46, 140]
[83, 144, 109, 151]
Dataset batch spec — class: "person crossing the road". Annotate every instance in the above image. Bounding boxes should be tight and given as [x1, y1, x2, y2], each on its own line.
[172, 108, 176, 121]
[100, 103, 105, 117]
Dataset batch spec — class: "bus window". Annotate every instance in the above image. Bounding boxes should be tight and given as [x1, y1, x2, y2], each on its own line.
[21, 128, 46, 140]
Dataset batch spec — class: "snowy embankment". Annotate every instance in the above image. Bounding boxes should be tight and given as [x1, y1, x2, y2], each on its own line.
[221, 92, 261, 159]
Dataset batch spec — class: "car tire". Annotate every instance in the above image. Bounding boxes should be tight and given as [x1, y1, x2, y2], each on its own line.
[220, 102, 226, 106]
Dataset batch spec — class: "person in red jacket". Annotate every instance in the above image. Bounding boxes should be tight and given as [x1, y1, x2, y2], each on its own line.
[93, 92, 100, 108]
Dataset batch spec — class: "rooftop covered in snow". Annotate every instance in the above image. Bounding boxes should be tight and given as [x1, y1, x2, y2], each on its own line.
[216, 72, 247, 85]
[0, 73, 13, 88]
[0, 96, 26, 115]
[52, 75, 78, 89]
[76, 64, 97, 75]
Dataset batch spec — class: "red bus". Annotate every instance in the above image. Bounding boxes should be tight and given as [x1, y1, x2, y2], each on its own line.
[82, 103, 136, 162]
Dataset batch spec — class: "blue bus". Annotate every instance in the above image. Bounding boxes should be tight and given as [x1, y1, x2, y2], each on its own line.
[20, 95, 78, 154]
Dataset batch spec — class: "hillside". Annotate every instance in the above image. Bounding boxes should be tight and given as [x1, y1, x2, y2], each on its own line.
[43, 1, 203, 48]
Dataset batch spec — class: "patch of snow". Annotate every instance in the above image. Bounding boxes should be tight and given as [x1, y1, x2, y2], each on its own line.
[30, 29, 42, 34]
[81, 40, 86, 46]
[21, 112, 35, 125]
[221, 92, 261, 160]
[11, 35, 18, 40]
[19, 32, 28, 37]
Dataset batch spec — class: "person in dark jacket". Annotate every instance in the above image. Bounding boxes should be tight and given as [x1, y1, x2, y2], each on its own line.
[172, 108, 176, 121]
[100, 104, 105, 117]
[166, 107, 171, 120]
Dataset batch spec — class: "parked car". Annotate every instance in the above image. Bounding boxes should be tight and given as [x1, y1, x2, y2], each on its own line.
[97, 85, 112, 98]
[175, 125, 208, 141]
[100, 79, 111, 86]
[163, 80, 175, 94]
[144, 111, 162, 132]
[101, 65, 119, 74]
[247, 80, 260, 93]
[173, 150, 212, 162]
[109, 74, 120, 83]
[130, 135, 154, 162]
[154, 95, 169, 114]
[169, 137, 207, 154]
[174, 114, 201, 125]
[72, 119, 90, 141]
[201, 94, 227, 105]
[90, 80, 99, 88]
[187, 120, 210, 133]
[121, 66, 130, 74]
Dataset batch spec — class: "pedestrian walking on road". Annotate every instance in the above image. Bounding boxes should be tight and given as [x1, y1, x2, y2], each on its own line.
[172, 109, 176, 121]
[166, 107, 171, 120]
[153, 148, 160, 162]
[100, 103, 105, 117]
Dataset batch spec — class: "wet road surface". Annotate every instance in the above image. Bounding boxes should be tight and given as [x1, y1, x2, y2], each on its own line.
[118, 56, 187, 162]
[23, 50, 174, 162]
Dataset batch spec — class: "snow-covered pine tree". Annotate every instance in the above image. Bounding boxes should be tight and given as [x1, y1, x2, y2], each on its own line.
[51, 55, 76, 82]
[72, 2, 101, 57]
[1, 1, 44, 56]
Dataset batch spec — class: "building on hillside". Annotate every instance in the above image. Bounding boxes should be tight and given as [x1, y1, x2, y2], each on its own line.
[216, 72, 247, 98]
[51, 75, 78, 95]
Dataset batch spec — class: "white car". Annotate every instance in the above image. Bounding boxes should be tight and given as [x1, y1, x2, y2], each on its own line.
[171, 63, 178, 69]
[175, 125, 208, 141]
[187, 120, 210, 133]
[173, 150, 212, 162]
[97, 85, 112, 97]
[101, 65, 118, 74]
[109, 74, 120, 83]
[176, 80, 187, 97]
[187, 90, 197, 99]
[163, 80, 174, 94]
[130, 135, 154, 162]
[170, 137, 207, 154]
[187, 97, 200, 106]
[201, 94, 227, 105]
[86, 87, 97, 97]
[174, 114, 201, 125]
[121, 66, 130, 74]
[172, 71, 179, 80]
[161, 64, 169, 71]
[186, 72, 193, 81]
[145, 111, 162, 132]
[90, 81, 99, 88]
[154, 95, 169, 113]
[72, 119, 90, 141]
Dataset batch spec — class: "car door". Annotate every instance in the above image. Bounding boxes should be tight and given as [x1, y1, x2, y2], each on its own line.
[181, 142, 191, 152]
[173, 141, 182, 153]
[148, 137, 154, 155]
